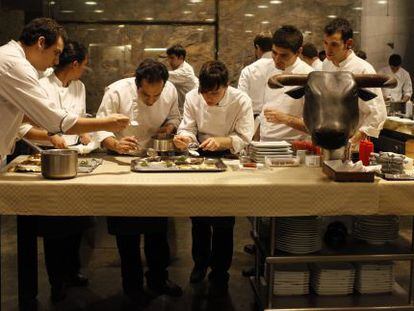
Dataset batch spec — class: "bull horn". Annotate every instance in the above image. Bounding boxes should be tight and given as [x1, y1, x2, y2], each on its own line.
[354, 74, 397, 89]
[268, 74, 309, 89]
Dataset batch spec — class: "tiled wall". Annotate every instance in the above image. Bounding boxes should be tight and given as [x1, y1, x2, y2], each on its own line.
[0, 9, 24, 45]
[361, 0, 414, 72]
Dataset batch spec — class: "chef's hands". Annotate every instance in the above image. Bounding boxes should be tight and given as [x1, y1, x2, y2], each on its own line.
[199, 137, 232, 151]
[264, 108, 288, 124]
[48, 135, 67, 149]
[173, 135, 193, 150]
[102, 136, 140, 154]
[80, 133, 91, 145]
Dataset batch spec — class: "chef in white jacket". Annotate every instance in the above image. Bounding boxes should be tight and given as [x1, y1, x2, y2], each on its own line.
[19, 41, 96, 303]
[174, 60, 254, 297]
[261, 25, 314, 141]
[96, 60, 180, 153]
[322, 17, 387, 143]
[238, 33, 278, 117]
[166, 44, 199, 113]
[379, 54, 413, 103]
[20, 40, 91, 149]
[96, 59, 183, 303]
[0, 17, 128, 167]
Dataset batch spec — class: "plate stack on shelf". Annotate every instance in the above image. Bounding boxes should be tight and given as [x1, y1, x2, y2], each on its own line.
[275, 217, 322, 254]
[273, 264, 310, 296]
[353, 216, 400, 244]
[355, 261, 394, 294]
[310, 262, 355, 296]
[249, 141, 293, 163]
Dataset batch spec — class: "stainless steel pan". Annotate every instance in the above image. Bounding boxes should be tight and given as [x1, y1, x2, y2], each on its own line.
[22, 138, 78, 179]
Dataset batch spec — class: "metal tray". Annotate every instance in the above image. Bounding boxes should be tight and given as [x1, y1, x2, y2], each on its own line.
[131, 157, 227, 173]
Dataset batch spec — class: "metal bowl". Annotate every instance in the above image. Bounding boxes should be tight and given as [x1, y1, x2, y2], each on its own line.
[41, 149, 78, 179]
[152, 134, 175, 152]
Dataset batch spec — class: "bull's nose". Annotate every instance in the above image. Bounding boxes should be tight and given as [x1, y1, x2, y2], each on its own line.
[313, 129, 347, 150]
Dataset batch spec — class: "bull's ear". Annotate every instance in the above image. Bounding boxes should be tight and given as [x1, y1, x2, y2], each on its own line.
[285, 86, 305, 99]
[358, 88, 377, 101]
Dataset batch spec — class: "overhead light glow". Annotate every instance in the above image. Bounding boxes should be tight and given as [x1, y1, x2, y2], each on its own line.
[353, 6, 363, 10]
[60, 10, 74, 13]
[244, 13, 254, 17]
[261, 20, 270, 24]
[94, 9, 104, 13]
[258, 5, 268, 8]
[144, 48, 167, 52]
[85, 1, 97, 5]
[270, 0, 282, 3]
[327, 15, 337, 19]
[145, 17, 154, 21]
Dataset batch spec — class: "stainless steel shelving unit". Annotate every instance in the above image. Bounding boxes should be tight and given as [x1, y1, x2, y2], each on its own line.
[249, 217, 414, 311]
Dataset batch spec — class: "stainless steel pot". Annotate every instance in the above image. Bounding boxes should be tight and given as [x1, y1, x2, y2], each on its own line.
[152, 134, 175, 152]
[21, 138, 78, 179]
[41, 149, 78, 179]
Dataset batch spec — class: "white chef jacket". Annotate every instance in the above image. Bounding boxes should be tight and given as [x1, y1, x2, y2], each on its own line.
[0, 40, 78, 156]
[19, 73, 86, 146]
[168, 61, 199, 112]
[238, 51, 278, 115]
[378, 66, 413, 102]
[260, 57, 314, 141]
[177, 86, 254, 154]
[322, 50, 387, 138]
[96, 78, 180, 148]
[312, 58, 323, 71]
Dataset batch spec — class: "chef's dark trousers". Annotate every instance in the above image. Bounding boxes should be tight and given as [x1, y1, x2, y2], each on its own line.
[115, 232, 170, 293]
[43, 233, 82, 287]
[191, 217, 235, 283]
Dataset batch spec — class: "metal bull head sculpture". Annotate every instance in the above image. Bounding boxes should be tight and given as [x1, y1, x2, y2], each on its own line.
[268, 71, 397, 150]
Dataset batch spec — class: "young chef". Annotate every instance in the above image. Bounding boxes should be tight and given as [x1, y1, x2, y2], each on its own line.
[174, 60, 254, 296]
[20, 40, 91, 148]
[96, 58, 182, 305]
[0, 17, 129, 168]
[322, 17, 387, 144]
[379, 54, 413, 103]
[260, 25, 314, 141]
[166, 44, 199, 113]
[17, 41, 94, 303]
[238, 33, 278, 118]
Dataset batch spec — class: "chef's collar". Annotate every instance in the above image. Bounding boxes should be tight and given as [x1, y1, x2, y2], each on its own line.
[337, 50, 356, 68]
[217, 87, 230, 107]
[283, 56, 302, 74]
[50, 73, 65, 87]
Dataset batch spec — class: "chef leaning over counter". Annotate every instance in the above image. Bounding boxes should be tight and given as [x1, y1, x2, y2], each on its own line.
[0, 17, 129, 166]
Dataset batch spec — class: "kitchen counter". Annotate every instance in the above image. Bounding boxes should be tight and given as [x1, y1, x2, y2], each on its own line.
[0, 156, 412, 217]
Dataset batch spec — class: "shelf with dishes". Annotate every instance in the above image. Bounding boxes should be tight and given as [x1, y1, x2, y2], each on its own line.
[250, 216, 414, 310]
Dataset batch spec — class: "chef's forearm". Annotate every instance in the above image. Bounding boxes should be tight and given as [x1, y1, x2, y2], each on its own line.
[402, 95, 411, 103]
[284, 115, 308, 133]
[101, 136, 118, 151]
[24, 128, 49, 141]
[65, 117, 106, 134]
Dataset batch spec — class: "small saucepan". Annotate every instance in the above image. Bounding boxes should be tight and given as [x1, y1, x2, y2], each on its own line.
[22, 138, 78, 179]
[152, 133, 175, 152]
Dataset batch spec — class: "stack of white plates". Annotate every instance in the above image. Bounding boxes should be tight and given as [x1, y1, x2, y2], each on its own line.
[355, 261, 394, 294]
[249, 141, 293, 162]
[275, 217, 322, 254]
[310, 262, 355, 296]
[353, 216, 399, 244]
[273, 264, 310, 296]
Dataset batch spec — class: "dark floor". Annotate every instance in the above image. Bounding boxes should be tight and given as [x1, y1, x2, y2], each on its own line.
[1, 217, 256, 311]
[2, 217, 413, 311]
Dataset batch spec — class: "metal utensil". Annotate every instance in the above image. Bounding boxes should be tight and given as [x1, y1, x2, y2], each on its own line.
[188, 142, 200, 157]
